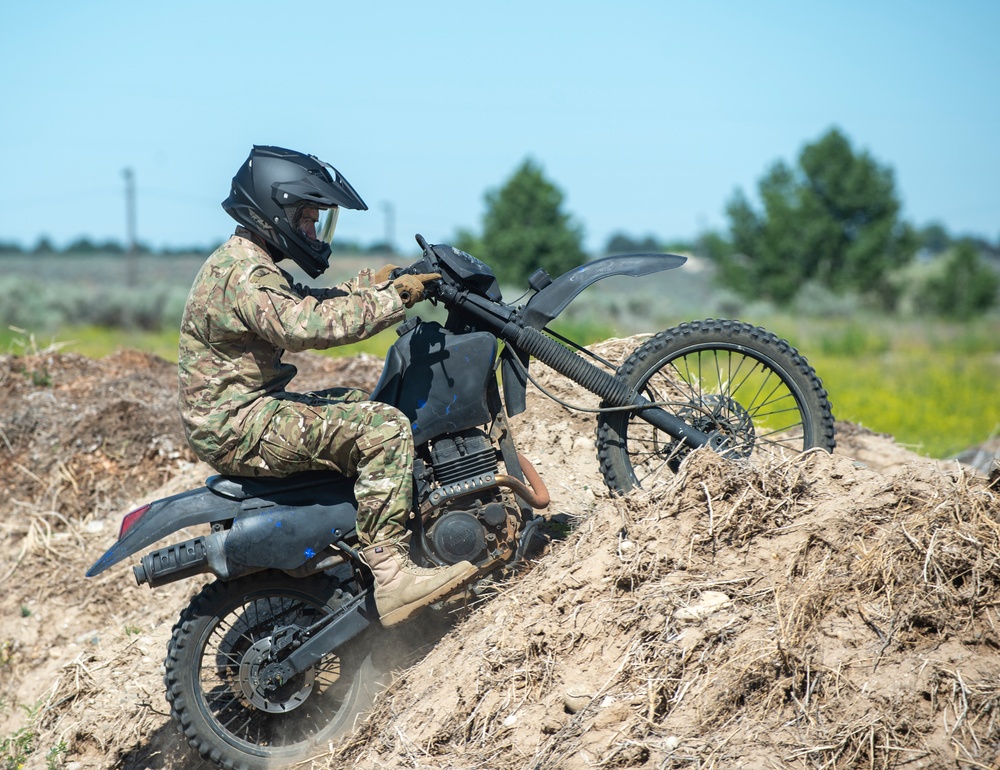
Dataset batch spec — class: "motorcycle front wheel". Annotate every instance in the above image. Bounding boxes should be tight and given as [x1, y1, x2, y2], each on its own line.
[597, 319, 836, 494]
[164, 571, 377, 770]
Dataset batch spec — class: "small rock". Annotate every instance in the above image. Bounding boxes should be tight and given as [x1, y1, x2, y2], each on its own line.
[673, 591, 732, 622]
[76, 629, 101, 645]
[563, 692, 592, 714]
[540, 716, 562, 734]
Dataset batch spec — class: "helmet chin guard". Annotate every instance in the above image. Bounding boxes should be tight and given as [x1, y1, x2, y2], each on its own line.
[222, 145, 367, 277]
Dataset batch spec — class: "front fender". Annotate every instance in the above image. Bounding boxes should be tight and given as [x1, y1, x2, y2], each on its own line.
[520, 253, 686, 330]
[500, 253, 687, 416]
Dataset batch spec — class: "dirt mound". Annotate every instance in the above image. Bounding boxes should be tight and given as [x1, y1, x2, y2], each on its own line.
[0, 348, 384, 519]
[2, 341, 997, 770]
[0, 349, 191, 522]
[333, 450, 1000, 769]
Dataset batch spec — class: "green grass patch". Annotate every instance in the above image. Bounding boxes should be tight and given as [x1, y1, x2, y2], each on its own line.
[546, 317, 620, 345]
[814, 350, 1000, 458]
[1, 325, 183, 362]
[758, 315, 1000, 458]
[1, 325, 401, 364]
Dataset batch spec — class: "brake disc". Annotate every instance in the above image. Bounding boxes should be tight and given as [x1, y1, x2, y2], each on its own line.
[238, 637, 316, 713]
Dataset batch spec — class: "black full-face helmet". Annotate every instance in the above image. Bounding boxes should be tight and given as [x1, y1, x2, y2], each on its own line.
[222, 145, 368, 277]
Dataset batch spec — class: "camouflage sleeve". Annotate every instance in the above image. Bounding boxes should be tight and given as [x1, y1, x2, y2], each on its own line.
[295, 268, 380, 301]
[235, 265, 406, 353]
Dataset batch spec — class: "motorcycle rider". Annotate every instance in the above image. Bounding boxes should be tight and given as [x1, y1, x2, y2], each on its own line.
[177, 145, 477, 626]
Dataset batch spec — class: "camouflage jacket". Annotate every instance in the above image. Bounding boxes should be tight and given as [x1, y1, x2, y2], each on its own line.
[178, 228, 406, 464]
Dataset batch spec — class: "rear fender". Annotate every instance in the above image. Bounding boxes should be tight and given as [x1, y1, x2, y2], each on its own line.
[86, 486, 240, 577]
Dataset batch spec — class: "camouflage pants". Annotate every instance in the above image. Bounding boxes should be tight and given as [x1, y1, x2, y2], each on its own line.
[214, 388, 413, 546]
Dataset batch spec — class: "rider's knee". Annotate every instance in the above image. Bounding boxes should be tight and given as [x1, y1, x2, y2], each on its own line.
[354, 402, 413, 455]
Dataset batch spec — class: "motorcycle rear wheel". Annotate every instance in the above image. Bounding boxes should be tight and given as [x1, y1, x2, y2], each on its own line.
[164, 571, 376, 770]
[597, 319, 836, 493]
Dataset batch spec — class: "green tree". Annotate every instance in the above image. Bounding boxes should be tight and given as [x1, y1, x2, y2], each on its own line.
[720, 128, 916, 306]
[32, 237, 56, 255]
[605, 232, 661, 254]
[917, 222, 951, 255]
[919, 240, 999, 319]
[478, 158, 586, 286]
[66, 236, 99, 254]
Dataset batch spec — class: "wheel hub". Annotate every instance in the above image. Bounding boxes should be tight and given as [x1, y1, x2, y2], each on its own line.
[674, 394, 756, 459]
[238, 638, 315, 713]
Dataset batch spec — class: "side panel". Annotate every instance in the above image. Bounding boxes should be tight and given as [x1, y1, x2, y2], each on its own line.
[223, 499, 359, 571]
[87, 475, 360, 578]
[372, 321, 498, 444]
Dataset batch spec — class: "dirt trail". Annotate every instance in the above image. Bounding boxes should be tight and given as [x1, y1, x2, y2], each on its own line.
[1, 342, 997, 770]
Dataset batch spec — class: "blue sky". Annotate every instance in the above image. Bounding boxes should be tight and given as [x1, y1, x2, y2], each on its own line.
[2, 1, 997, 254]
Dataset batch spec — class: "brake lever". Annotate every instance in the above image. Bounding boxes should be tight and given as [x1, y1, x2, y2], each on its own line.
[393, 233, 438, 279]
[390, 263, 433, 280]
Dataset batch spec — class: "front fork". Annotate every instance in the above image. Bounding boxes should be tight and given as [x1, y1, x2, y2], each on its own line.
[509, 325, 712, 449]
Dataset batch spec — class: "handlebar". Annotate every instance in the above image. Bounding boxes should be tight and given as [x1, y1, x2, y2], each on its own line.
[390, 234, 439, 282]
[386, 235, 444, 305]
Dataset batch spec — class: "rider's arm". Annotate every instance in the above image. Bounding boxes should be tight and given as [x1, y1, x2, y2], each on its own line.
[234, 264, 406, 353]
[294, 267, 386, 301]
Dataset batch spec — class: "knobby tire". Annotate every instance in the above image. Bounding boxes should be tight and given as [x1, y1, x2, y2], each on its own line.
[597, 319, 836, 493]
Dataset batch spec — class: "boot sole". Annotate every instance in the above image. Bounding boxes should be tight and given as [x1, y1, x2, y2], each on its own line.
[379, 565, 479, 627]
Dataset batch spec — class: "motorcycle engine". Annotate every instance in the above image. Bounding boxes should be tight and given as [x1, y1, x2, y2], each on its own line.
[419, 429, 519, 567]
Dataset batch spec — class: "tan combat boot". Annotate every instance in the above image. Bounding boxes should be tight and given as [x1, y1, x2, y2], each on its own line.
[362, 541, 477, 627]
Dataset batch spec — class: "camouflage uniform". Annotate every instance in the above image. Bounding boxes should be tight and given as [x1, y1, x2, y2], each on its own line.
[178, 228, 410, 544]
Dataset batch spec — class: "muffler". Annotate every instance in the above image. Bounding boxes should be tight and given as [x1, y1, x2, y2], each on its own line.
[133, 534, 223, 587]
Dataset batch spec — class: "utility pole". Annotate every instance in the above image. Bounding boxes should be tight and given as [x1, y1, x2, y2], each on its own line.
[123, 167, 137, 286]
[381, 201, 395, 255]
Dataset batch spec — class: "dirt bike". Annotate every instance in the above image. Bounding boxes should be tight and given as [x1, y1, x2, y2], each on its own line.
[87, 234, 835, 770]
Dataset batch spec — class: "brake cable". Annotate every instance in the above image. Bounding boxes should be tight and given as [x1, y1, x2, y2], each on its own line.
[501, 340, 715, 418]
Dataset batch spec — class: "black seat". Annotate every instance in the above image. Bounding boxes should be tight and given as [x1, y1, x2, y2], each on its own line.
[207, 469, 348, 501]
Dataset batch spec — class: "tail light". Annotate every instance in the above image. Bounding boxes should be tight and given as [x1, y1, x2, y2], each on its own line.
[118, 504, 151, 540]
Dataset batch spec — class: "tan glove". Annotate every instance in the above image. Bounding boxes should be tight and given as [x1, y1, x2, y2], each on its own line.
[373, 264, 399, 284]
[393, 273, 441, 308]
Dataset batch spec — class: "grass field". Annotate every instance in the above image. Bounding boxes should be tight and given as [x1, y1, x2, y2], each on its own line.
[3, 253, 998, 460]
[774, 319, 1000, 458]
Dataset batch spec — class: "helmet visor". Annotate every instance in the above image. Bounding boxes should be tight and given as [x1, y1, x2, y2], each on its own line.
[316, 205, 339, 244]
[291, 203, 339, 250]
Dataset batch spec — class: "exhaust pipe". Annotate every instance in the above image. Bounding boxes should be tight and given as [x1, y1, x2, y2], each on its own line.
[133, 532, 351, 588]
[496, 453, 550, 509]
[133, 535, 217, 587]
[133, 530, 245, 587]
